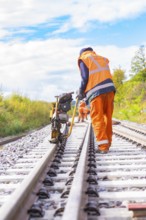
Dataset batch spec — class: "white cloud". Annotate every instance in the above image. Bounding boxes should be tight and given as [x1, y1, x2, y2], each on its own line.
[0, 38, 140, 101]
[0, 0, 145, 101]
[0, 38, 81, 101]
[0, 0, 146, 34]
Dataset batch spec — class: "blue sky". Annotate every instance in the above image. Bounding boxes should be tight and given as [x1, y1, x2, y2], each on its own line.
[0, 0, 146, 101]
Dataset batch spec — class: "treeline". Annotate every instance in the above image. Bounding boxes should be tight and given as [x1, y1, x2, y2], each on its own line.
[0, 93, 51, 137]
[113, 45, 146, 123]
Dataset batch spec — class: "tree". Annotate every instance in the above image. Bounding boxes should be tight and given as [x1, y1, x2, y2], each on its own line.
[131, 45, 146, 74]
[0, 86, 3, 102]
[131, 68, 146, 82]
[112, 67, 126, 89]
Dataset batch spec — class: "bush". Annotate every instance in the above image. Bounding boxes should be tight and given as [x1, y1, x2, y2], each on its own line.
[0, 93, 52, 137]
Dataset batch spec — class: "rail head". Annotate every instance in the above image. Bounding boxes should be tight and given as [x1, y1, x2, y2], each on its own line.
[62, 123, 91, 220]
[0, 141, 56, 220]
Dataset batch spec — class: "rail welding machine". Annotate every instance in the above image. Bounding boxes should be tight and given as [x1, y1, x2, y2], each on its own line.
[49, 92, 78, 144]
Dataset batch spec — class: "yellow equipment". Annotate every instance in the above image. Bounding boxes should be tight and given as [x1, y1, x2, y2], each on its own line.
[49, 102, 56, 120]
[65, 97, 78, 138]
[49, 92, 78, 144]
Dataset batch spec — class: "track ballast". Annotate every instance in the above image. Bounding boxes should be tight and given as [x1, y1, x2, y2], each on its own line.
[0, 120, 146, 220]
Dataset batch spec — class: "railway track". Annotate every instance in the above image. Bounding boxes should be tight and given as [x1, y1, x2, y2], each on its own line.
[0, 120, 146, 220]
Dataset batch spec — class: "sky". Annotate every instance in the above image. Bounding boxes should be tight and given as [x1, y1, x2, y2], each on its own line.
[0, 0, 146, 102]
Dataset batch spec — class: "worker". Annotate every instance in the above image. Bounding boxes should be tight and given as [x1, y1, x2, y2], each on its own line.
[77, 47, 116, 154]
[77, 100, 86, 122]
[83, 105, 90, 120]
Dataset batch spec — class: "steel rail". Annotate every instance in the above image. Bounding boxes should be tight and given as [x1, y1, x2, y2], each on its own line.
[62, 123, 91, 220]
[113, 118, 146, 135]
[121, 121, 146, 135]
[113, 125, 146, 146]
[0, 138, 56, 220]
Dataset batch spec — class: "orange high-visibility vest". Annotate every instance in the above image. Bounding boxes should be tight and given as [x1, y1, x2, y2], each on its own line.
[78, 51, 113, 95]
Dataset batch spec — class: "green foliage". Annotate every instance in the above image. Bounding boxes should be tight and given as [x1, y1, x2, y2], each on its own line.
[131, 45, 146, 74]
[0, 93, 51, 137]
[113, 56, 146, 123]
[112, 67, 126, 90]
[131, 68, 146, 82]
[113, 77, 146, 123]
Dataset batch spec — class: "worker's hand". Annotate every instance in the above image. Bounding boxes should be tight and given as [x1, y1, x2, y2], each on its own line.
[76, 89, 85, 100]
[78, 94, 84, 100]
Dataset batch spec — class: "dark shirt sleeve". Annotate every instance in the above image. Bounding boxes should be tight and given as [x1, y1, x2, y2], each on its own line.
[79, 60, 89, 93]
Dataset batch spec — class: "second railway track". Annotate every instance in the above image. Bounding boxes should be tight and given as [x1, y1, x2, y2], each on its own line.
[0, 120, 146, 220]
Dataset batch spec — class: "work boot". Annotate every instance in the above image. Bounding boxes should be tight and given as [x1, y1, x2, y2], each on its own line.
[49, 138, 58, 144]
[95, 142, 109, 153]
[96, 149, 108, 154]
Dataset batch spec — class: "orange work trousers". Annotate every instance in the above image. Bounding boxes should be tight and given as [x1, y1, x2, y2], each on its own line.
[90, 91, 115, 151]
[78, 107, 85, 122]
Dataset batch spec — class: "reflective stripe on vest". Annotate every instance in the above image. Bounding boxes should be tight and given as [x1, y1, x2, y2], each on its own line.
[86, 82, 114, 99]
[78, 51, 113, 93]
[88, 56, 110, 75]
[97, 140, 109, 145]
